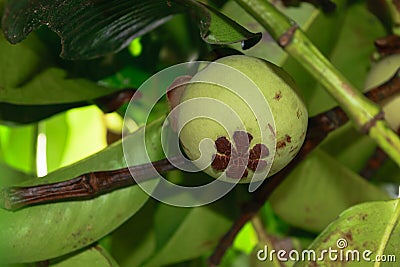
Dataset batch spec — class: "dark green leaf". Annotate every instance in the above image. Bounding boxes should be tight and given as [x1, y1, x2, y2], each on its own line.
[1, 0, 261, 60]
[0, 102, 86, 124]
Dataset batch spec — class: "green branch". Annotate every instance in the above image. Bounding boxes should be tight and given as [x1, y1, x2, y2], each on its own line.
[386, 0, 400, 35]
[234, 0, 400, 166]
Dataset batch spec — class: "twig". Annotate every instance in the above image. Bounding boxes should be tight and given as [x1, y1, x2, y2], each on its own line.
[93, 88, 140, 113]
[206, 70, 400, 266]
[360, 127, 400, 179]
[1, 156, 185, 210]
[374, 35, 400, 57]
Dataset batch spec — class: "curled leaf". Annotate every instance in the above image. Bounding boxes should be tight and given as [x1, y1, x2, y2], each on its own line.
[1, 0, 261, 59]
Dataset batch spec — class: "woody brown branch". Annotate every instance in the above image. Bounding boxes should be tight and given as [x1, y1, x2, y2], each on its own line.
[1, 157, 182, 210]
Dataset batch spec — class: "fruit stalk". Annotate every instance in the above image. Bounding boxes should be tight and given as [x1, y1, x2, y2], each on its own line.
[234, 0, 400, 166]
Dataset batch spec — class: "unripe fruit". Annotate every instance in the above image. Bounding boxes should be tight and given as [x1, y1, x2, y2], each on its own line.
[365, 54, 400, 130]
[177, 55, 308, 183]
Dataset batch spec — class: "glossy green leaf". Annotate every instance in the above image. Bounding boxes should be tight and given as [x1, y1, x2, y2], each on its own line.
[295, 199, 400, 267]
[53, 106, 107, 169]
[1, 0, 261, 60]
[269, 149, 390, 233]
[0, 118, 165, 264]
[50, 245, 119, 267]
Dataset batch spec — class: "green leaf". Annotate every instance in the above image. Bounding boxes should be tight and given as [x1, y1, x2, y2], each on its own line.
[49, 245, 120, 267]
[294, 199, 400, 267]
[0, 33, 117, 105]
[0, 118, 165, 264]
[306, 2, 386, 115]
[141, 198, 235, 267]
[269, 149, 390, 233]
[0, 123, 36, 173]
[109, 199, 158, 267]
[1, 0, 261, 60]
[49, 106, 107, 170]
[0, 162, 32, 187]
[197, 2, 261, 48]
[320, 122, 377, 173]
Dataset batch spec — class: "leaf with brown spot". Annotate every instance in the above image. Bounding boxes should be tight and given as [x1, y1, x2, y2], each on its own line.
[295, 199, 400, 266]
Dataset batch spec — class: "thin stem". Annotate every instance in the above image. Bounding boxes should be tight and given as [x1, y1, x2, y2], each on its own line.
[234, 0, 400, 167]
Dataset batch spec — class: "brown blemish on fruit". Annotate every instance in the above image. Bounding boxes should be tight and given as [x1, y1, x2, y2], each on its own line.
[277, 140, 287, 149]
[296, 109, 302, 119]
[276, 135, 292, 150]
[211, 131, 269, 179]
[274, 91, 282, 101]
[268, 123, 276, 137]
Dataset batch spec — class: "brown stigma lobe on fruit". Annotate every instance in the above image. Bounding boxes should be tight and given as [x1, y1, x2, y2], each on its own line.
[211, 131, 269, 179]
